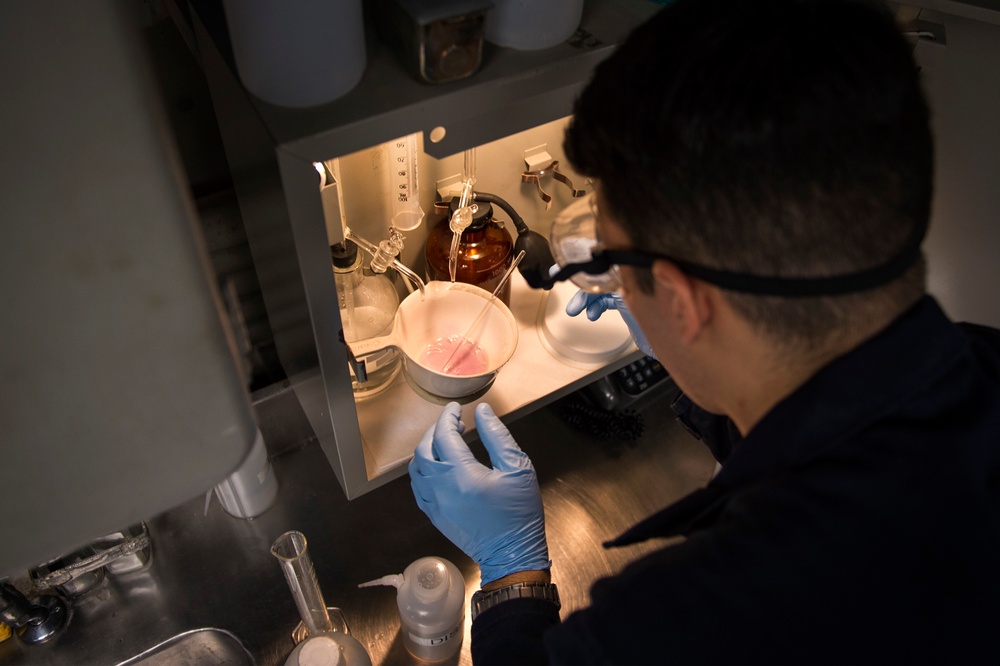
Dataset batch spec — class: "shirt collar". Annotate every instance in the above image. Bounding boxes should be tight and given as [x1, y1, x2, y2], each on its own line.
[712, 296, 966, 489]
[606, 296, 966, 547]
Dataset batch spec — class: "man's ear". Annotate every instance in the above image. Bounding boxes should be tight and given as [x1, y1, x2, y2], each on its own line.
[651, 260, 712, 344]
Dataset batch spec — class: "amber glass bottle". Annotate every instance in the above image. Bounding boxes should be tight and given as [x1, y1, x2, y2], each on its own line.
[424, 199, 514, 306]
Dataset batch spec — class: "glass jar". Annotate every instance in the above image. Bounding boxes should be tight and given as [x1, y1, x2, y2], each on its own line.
[332, 241, 401, 396]
[424, 199, 514, 306]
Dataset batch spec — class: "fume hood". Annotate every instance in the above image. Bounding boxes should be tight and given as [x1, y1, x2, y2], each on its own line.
[189, 0, 660, 499]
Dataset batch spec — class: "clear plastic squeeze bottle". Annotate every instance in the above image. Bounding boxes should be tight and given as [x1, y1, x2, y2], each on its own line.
[359, 556, 465, 661]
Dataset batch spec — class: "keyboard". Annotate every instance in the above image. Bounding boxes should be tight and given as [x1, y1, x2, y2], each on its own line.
[611, 356, 670, 396]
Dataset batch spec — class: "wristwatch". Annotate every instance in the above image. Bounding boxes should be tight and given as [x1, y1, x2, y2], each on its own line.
[471, 582, 561, 620]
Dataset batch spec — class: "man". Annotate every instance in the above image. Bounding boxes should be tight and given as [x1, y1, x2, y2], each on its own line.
[409, 0, 1000, 662]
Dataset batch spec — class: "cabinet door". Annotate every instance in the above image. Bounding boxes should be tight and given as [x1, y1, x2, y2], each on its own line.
[0, 0, 256, 575]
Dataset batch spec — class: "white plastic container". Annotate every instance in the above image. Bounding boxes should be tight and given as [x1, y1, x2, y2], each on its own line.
[222, 0, 365, 108]
[332, 241, 401, 397]
[359, 556, 465, 661]
[484, 0, 584, 51]
[214, 428, 278, 518]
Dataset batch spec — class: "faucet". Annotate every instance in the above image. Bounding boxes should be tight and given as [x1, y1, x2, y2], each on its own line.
[29, 524, 152, 591]
[0, 523, 153, 645]
[0, 581, 69, 644]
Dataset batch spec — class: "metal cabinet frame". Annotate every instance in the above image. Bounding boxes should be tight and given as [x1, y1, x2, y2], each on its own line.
[189, 0, 658, 498]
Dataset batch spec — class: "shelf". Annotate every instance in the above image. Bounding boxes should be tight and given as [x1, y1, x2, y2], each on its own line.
[190, 0, 658, 159]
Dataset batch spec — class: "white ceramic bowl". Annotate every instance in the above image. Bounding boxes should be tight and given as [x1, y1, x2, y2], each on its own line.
[349, 281, 518, 399]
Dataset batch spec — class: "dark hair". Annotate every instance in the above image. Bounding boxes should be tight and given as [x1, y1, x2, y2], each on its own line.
[564, 0, 933, 348]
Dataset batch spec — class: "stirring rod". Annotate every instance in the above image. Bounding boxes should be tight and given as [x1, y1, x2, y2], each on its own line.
[441, 250, 526, 375]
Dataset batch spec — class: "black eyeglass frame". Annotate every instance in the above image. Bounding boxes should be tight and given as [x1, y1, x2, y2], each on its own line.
[539, 236, 925, 297]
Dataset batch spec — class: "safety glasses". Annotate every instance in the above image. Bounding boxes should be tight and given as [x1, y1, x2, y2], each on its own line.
[540, 193, 927, 297]
[546, 196, 623, 293]
[548, 194, 677, 294]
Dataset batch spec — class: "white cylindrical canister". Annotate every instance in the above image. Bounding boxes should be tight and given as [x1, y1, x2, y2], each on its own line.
[485, 0, 584, 51]
[214, 428, 278, 518]
[222, 0, 365, 108]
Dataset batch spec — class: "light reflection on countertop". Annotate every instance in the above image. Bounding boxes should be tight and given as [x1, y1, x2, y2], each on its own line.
[0, 383, 715, 665]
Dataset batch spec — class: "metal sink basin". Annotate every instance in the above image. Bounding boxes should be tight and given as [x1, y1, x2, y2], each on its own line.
[117, 628, 254, 665]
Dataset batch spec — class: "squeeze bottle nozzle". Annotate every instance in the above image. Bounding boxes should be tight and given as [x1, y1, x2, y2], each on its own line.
[358, 574, 403, 589]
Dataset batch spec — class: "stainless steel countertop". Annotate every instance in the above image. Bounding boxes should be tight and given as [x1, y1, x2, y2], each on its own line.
[0, 384, 715, 665]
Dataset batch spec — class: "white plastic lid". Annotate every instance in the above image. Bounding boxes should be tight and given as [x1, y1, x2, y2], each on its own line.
[410, 557, 449, 605]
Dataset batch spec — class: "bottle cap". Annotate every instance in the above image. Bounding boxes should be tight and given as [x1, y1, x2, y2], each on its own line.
[410, 558, 449, 604]
[330, 241, 359, 268]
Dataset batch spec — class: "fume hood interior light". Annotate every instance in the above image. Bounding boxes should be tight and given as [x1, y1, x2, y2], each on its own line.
[314, 161, 331, 188]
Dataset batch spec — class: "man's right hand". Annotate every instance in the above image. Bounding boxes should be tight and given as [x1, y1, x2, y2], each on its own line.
[409, 402, 551, 585]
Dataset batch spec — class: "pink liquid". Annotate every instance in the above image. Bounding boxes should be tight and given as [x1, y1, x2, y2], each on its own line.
[421, 335, 490, 376]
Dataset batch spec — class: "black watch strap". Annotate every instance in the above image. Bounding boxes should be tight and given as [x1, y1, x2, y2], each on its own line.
[471, 582, 561, 620]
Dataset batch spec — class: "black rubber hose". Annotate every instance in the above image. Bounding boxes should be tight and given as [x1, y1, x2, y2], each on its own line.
[473, 192, 556, 290]
[472, 192, 528, 235]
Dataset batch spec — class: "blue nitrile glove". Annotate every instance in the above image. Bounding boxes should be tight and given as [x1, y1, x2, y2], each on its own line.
[566, 290, 656, 358]
[409, 402, 550, 585]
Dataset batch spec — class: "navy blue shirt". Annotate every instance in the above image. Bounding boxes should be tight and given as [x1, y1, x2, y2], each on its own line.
[473, 297, 1000, 664]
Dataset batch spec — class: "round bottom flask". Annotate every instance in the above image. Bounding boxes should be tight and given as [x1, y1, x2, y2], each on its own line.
[332, 242, 402, 397]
